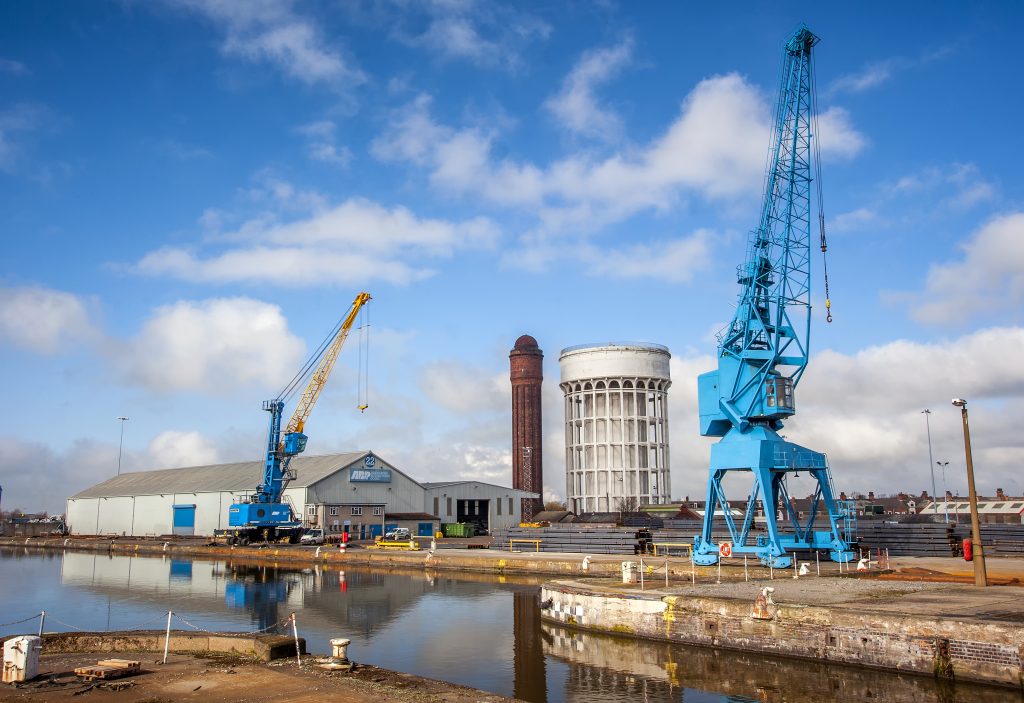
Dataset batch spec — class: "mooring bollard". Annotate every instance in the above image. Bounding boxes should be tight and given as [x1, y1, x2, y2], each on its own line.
[330, 638, 351, 662]
[582, 555, 591, 572]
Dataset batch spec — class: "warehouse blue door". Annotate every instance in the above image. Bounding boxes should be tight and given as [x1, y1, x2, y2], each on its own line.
[417, 522, 433, 536]
[172, 504, 196, 536]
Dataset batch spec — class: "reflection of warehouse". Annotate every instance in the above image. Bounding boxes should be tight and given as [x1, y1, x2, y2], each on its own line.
[67, 451, 537, 538]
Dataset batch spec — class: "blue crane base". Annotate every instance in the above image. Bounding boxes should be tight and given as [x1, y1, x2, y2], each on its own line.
[692, 426, 856, 569]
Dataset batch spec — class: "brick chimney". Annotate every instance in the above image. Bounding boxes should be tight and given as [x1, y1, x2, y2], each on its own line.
[868, 491, 875, 501]
[839, 491, 847, 500]
[945, 490, 953, 501]
[510, 335, 544, 520]
[997, 488, 1006, 500]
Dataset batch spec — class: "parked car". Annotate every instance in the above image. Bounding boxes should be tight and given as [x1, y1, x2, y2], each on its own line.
[300, 528, 325, 545]
[385, 527, 411, 541]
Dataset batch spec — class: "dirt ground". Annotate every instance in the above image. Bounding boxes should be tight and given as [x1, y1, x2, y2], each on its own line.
[0, 652, 519, 703]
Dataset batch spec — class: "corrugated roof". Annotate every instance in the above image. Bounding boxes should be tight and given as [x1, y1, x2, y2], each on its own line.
[421, 480, 538, 497]
[69, 452, 368, 499]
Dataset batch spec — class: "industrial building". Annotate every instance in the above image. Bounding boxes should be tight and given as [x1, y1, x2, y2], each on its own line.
[510, 334, 544, 520]
[560, 343, 672, 514]
[66, 451, 537, 538]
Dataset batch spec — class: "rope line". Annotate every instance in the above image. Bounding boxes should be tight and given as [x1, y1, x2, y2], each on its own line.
[0, 612, 42, 628]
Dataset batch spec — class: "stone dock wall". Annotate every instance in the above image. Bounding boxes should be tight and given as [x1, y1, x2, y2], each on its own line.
[541, 580, 1024, 690]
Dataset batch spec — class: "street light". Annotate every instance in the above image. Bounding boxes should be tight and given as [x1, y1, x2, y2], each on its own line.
[921, 410, 938, 517]
[116, 416, 129, 476]
[951, 398, 987, 587]
[936, 461, 950, 524]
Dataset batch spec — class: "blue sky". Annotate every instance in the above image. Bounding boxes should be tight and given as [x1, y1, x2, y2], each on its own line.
[2, 1, 1023, 513]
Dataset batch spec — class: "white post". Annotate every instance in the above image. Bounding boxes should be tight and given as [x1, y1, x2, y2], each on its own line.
[639, 558, 644, 590]
[162, 610, 173, 664]
[769, 561, 774, 580]
[690, 556, 695, 585]
[816, 552, 820, 576]
[793, 557, 798, 579]
[665, 558, 669, 588]
[886, 548, 890, 570]
[744, 555, 748, 582]
[38, 611, 46, 637]
[291, 613, 301, 667]
[716, 558, 721, 585]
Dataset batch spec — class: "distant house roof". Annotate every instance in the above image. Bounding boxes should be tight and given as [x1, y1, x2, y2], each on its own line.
[69, 452, 371, 499]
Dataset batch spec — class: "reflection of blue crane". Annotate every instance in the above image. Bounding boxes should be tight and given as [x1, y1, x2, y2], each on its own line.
[224, 292, 372, 545]
[692, 27, 854, 568]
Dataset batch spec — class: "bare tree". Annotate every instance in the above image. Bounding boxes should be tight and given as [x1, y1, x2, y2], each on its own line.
[543, 500, 567, 512]
[615, 496, 639, 524]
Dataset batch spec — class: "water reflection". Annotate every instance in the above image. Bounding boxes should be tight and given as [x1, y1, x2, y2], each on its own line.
[2, 548, 1020, 703]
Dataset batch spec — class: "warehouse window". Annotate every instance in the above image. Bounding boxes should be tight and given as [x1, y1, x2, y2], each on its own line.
[373, 506, 383, 516]
[329, 506, 338, 516]
[433, 497, 439, 516]
[351, 506, 363, 516]
[497, 499, 502, 516]
[447, 497, 453, 516]
[508, 497, 513, 515]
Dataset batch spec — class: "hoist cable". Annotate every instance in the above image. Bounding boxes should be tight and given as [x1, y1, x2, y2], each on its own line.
[810, 51, 833, 323]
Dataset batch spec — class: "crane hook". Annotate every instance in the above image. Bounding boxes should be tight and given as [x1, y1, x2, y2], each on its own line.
[825, 298, 832, 324]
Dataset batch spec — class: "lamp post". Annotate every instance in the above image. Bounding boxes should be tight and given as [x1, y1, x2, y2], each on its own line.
[951, 399, 987, 587]
[921, 410, 938, 516]
[116, 416, 129, 476]
[936, 461, 950, 524]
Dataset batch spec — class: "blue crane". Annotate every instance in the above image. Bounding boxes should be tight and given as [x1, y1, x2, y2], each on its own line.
[691, 26, 854, 569]
[223, 292, 372, 545]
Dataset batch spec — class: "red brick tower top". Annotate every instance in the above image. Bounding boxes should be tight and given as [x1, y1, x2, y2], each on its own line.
[510, 335, 543, 521]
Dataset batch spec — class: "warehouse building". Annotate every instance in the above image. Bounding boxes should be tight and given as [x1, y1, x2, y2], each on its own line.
[67, 451, 537, 538]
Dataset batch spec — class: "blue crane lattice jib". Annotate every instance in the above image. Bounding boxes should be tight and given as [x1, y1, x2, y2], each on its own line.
[692, 26, 854, 569]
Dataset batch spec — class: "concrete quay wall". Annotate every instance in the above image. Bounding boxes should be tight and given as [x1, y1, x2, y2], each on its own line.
[541, 580, 1024, 690]
[0, 631, 303, 661]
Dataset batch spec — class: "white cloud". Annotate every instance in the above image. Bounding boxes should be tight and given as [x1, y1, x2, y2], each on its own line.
[133, 192, 499, 287]
[0, 103, 47, 172]
[165, 0, 364, 86]
[377, 74, 772, 218]
[0, 58, 29, 75]
[828, 60, 895, 94]
[583, 230, 712, 283]
[120, 297, 305, 394]
[545, 39, 633, 140]
[147, 430, 221, 468]
[394, 2, 551, 70]
[419, 361, 507, 415]
[816, 106, 867, 159]
[0, 438, 117, 515]
[667, 327, 1024, 500]
[296, 120, 352, 167]
[0, 286, 97, 354]
[910, 213, 1024, 325]
[831, 207, 878, 232]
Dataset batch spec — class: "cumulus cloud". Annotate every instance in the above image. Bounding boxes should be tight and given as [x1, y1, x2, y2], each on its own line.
[119, 298, 305, 393]
[164, 0, 364, 86]
[667, 327, 1024, 500]
[391, 1, 551, 70]
[545, 39, 633, 140]
[148, 430, 221, 468]
[418, 361, 507, 415]
[296, 120, 352, 167]
[815, 106, 867, 159]
[910, 213, 1024, 325]
[132, 192, 499, 287]
[0, 286, 97, 354]
[583, 230, 712, 283]
[375, 76, 866, 248]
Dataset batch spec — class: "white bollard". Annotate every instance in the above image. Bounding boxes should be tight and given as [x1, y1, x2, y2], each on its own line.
[799, 563, 810, 576]
[330, 638, 351, 662]
[744, 554, 748, 582]
[315, 547, 321, 558]
[582, 555, 591, 572]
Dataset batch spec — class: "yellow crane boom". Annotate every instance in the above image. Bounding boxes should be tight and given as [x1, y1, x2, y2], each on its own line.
[284, 291, 371, 437]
